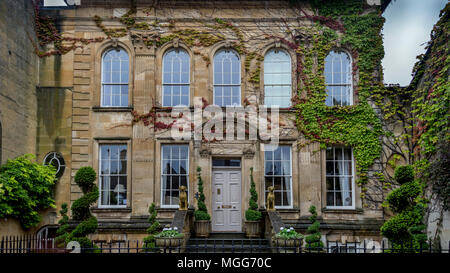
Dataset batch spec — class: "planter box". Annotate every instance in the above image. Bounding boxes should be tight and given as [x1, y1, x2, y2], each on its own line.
[194, 220, 211, 237]
[273, 237, 303, 250]
[245, 221, 261, 238]
[155, 236, 184, 247]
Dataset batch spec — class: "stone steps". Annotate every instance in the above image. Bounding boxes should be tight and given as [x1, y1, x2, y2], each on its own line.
[185, 233, 271, 253]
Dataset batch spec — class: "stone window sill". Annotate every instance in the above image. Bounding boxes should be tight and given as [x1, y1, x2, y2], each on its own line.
[321, 208, 363, 214]
[92, 106, 134, 112]
[92, 207, 132, 213]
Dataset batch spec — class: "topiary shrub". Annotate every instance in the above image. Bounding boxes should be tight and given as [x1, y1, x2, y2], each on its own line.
[194, 167, 210, 221]
[55, 203, 69, 246]
[142, 203, 160, 252]
[245, 167, 262, 221]
[394, 165, 414, 185]
[0, 154, 57, 228]
[65, 167, 99, 251]
[381, 165, 428, 251]
[305, 205, 324, 250]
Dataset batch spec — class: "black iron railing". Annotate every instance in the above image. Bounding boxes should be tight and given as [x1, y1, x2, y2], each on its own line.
[1, 236, 449, 254]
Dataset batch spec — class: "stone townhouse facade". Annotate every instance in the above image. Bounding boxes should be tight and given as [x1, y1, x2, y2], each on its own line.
[1, 0, 394, 245]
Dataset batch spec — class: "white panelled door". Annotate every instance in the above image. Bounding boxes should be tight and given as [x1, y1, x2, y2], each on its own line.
[212, 170, 241, 232]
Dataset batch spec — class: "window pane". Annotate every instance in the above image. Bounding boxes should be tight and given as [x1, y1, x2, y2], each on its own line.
[324, 50, 352, 106]
[326, 147, 354, 207]
[265, 161, 273, 175]
[326, 177, 334, 190]
[326, 192, 334, 206]
[161, 145, 189, 206]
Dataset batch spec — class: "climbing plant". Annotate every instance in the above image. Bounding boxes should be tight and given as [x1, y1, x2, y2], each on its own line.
[0, 154, 57, 229]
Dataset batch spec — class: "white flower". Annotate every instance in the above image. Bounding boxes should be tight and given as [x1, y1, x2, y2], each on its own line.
[163, 228, 168, 231]
[290, 227, 294, 230]
[174, 227, 178, 230]
[280, 227, 284, 230]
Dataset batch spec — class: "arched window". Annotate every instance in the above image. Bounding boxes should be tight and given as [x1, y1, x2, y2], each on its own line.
[324, 50, 352, 106]
[264, 49, 291, 107]
[162, 49, 190, 106]
[213, 49, 240, 107]
[101, 48, 129, 107]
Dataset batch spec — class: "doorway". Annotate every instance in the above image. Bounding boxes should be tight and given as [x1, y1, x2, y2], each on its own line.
[211, 158, 242, 232]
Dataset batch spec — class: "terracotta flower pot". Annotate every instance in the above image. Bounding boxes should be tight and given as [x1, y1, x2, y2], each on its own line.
[245, 221, 261, 238]
[194, 220, 211, 237]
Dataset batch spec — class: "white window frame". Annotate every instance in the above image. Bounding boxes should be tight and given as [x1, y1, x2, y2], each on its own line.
[263, 145, 293, 209]
[98, 144, 128, 208]
[160, 144, 190, 208]
[213, 49, 241, 107]
[162, 48, 190, 107]
[324, 50, 353, 106]
[263, 48, 292, 108]
[325, 146, 356, 210]
[100, 48, 129, 107]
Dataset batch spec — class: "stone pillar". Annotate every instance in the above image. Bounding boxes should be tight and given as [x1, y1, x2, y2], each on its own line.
[131, 35, 156, 215]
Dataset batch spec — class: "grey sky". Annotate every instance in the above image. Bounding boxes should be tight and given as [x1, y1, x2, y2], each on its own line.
[382, 0, 447, 86]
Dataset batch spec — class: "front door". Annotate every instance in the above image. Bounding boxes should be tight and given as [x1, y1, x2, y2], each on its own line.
[212, 169, 242, 232]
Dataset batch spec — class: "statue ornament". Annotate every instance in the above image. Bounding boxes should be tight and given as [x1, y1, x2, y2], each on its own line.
[266, 186, 275, 211]
[179, 185, 188, 210]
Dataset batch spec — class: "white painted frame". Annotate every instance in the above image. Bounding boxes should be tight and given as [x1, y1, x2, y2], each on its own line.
[162, 48, 191, 107]
[213, 49, 241, 107]
[263, 145, 294, 209]
[160, 144, 190, 208]
[325, 146, 356, 210]
[98, 144, 128, 208]
[324, 50, 353, 107]
[100, 48, 130, 107]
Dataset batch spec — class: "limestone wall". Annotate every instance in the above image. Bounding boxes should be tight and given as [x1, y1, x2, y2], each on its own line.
[0, 0, 38, 164]
[33, 0, 386, 242]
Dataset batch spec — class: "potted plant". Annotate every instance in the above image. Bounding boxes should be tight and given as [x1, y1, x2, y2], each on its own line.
[142, 203, 160, 252]
[304, 205, 325, 252]
[194, 167, 211, 237]
[273, 227, 304, 248]
[245, 167, 262, 237]
[154, 227, 184, 248]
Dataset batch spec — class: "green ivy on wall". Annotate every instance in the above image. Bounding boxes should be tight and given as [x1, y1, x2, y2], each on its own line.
[294, 5, 386, 203]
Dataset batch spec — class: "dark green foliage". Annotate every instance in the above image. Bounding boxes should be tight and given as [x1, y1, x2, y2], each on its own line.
[245, 210, 262, 222]
[386, 181, 421, 213]
[71, 188, 99, 221]
[74, 167, 97, 193]
[62, 167, 99, 252]
[394, 165, 415, 185]
[381, 204, 425, 245]
[55, 203, 69, 246]
[195, 167, 211, 221]
[310, 0, 364, 18]
[245, 168, 262, 221]
[143, 203, 160, 252]
[381, 165, 428, 250]
[305, 205, 324, 249]
[0, 154, 57, 228]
